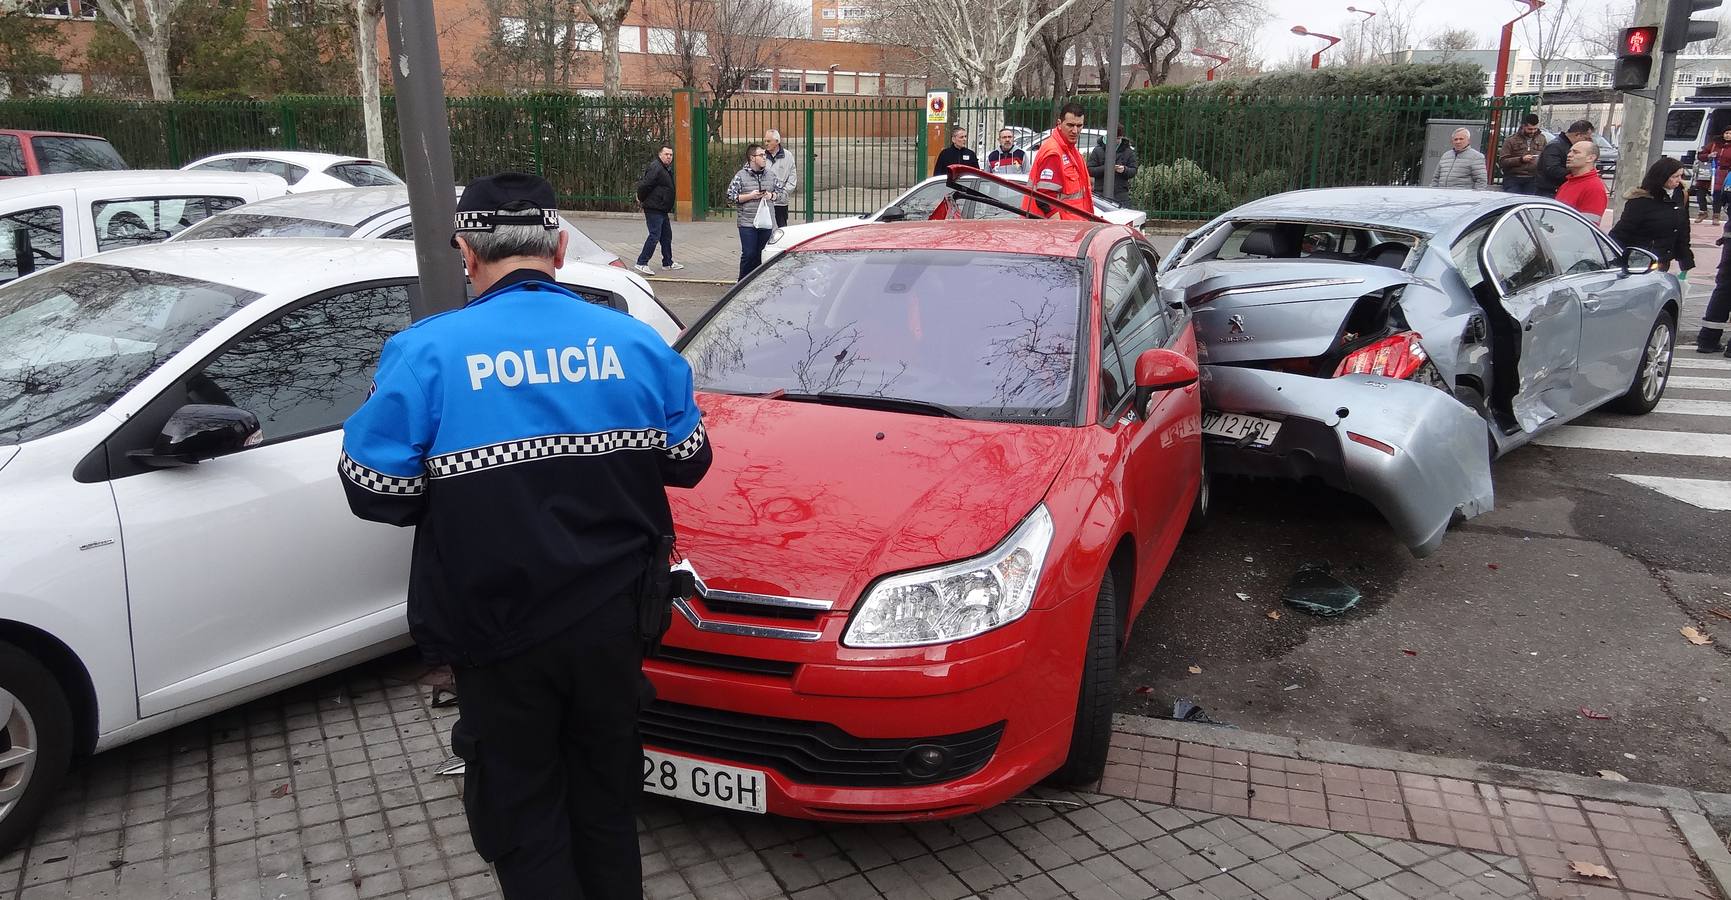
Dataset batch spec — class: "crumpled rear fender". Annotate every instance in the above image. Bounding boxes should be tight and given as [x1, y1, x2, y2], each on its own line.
[1203, 366, 1494, 558]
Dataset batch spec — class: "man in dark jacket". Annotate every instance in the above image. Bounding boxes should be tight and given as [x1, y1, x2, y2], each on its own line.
[1087, 127, 1138, 207]
[933, 126, 979, 176]
[1536, 119, 1594, 196]
[634, 145, 683, 275]
[340, 172, 712, 899]
[1498, 114, 1545, 193]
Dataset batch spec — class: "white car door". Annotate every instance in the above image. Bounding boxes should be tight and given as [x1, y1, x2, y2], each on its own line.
[107, 281, 416, 716]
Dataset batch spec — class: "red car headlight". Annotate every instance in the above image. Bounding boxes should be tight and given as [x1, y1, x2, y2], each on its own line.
[843, 505, 1054, 648]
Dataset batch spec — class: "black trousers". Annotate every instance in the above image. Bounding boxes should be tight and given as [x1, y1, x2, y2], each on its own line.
[1702, 237, 1731, 349]
[449, 599, 644, 899]
[773, 204, 789, 228]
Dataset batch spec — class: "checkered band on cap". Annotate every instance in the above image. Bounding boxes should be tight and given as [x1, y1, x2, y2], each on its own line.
[339, 453, 427, 495]
[426, 428, 669, 478]
[667, 421, 707, 461]
[453, 209, 561, 233]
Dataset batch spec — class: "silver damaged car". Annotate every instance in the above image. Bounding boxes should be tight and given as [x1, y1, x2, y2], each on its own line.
[1159, 187, 1679, 557]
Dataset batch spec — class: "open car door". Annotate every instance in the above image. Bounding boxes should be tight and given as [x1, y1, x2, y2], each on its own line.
[1476, 207, 1577, 433]
[929, 166, 1106, 223]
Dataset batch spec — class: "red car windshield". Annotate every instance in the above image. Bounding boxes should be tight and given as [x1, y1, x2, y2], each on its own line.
[683, 249, 1085, 423]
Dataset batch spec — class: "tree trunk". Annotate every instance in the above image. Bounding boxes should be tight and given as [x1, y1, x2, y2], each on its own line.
[599, 21, 621, 95]
[143, 38, 172, 100]
[355, 0, 385, 162]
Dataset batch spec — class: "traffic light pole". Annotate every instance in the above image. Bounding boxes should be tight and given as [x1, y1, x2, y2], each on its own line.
[383, 0, 466, 321]
[1649, 48, 1678, 162]
[1612, 0, 1668, 218]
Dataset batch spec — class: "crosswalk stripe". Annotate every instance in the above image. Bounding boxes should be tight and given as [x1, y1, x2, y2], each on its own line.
[1533, 425, 1731, 457]
[1655, 399, 1731, 417]
[1612, 474, 1731, 511]
[1671, 357, 1731, 372]
[1668, 376, 1731, 391]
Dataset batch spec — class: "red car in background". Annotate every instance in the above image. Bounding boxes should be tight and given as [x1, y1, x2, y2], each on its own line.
[0, 129, 128, 178]
[645, 173, 1205, 821]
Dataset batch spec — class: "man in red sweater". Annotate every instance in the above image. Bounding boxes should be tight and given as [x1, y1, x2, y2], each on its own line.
[1555, 140, 1608, 223]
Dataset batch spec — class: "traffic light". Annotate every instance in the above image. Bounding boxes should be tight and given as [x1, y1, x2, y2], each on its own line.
[1663, 0, 1722, 52]
[1616, 25, 1658, 90]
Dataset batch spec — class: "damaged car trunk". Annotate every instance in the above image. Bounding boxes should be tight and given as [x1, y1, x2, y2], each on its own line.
[1160, 261, 1493, 557]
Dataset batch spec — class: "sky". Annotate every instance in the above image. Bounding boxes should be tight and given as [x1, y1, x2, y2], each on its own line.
[1254, 0, 1611, 64]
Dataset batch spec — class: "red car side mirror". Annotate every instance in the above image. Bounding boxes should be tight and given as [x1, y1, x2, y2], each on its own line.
[1134, 348, 1198, 392]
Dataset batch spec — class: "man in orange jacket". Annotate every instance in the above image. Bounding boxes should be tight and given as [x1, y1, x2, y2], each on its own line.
[1025, 101, 1095, 220]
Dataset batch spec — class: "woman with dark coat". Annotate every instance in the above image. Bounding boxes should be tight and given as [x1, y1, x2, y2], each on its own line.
[1610, 157, 1695, 275]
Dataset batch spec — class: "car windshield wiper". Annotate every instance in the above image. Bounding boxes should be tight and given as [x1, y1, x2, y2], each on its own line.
[763, 390, 966, 419]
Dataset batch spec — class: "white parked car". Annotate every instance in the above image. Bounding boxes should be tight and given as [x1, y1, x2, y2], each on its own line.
[0, 170, 289, 285]
[0, 238, 681, 847]
[763, 172, 1148, 261]
[181, 151, 403, 192]
[173, 185, 627, 269]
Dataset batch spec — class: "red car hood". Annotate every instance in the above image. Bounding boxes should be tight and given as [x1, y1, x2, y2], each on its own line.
[670, 392, 1078, 609]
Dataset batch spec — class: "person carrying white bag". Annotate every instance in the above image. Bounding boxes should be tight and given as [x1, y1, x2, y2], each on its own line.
[727, 143, 785, 280]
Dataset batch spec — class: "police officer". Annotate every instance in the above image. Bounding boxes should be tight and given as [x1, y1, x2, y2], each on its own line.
[338, 172, 711, 899]
[1025, 101, 1095, 219]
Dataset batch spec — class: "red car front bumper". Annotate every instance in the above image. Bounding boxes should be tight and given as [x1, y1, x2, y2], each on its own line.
[641, 594, 1088, 821]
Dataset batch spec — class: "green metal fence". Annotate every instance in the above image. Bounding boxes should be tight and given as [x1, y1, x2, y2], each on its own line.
[692, 97, 925, 222]
[0, 95, 672, 211]
[0, 92, 1532, 221]
[953, 94, 1538, 219]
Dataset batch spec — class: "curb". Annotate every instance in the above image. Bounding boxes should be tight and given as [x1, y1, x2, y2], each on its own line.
[641, 276, 736, 286]
[1675, 810, 1731, 900]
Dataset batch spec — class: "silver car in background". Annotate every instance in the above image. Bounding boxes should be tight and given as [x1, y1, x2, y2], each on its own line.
[1159, 187, 1678, 556]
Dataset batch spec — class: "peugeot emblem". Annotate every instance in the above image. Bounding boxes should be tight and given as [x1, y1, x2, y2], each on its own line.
[1227, 314, 1246, 334]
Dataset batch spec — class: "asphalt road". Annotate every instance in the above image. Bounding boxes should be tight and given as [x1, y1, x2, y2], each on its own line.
[657, 276, 1731, 795]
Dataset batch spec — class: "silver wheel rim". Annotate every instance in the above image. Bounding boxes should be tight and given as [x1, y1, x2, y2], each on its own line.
[1642, 322, 1673, 403]
[0, 688, 38, 824]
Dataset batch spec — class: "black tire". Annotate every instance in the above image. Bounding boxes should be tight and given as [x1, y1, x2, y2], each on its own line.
[1185, 456, 1211, 534]
[0, 641, 73, 853]
[1612, 311, 1677, 415]
[1046, 569, 1119, 787]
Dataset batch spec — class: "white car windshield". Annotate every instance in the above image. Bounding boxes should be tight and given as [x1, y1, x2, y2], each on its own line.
[0, 262, 259, 443]
[682, 249, 1084, 423]
[178, 213, 355, 240]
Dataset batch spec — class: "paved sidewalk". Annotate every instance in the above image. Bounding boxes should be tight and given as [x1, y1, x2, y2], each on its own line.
[567, 213, 745, 284]
[7, 651, 1728, 900]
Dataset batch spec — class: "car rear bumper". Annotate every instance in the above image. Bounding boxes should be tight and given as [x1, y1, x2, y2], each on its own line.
[1200, 366, 1494, 557]
[640, 601, 1082, 820]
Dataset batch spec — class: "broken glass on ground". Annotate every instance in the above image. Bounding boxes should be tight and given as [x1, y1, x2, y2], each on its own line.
[1281, 561, 1362, 616]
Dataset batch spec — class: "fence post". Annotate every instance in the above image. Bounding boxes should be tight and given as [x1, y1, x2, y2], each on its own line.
[531, 100, 545, 178]
[915, 106, 927, 184]
[672, 88, 696, 222]
[280, 98, 298, 149]
[165, 103, 182, 167]
[803, 106, 815, 223]
[691, 99, 709, 222]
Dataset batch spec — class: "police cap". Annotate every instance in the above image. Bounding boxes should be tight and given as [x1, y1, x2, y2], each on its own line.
[452, 172, 561, 244]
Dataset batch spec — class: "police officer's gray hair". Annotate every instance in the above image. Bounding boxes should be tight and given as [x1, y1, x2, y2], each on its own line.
[461, 211, 560, 262]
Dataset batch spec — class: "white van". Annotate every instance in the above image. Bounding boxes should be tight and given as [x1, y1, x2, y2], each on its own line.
[1662, 94, 1731, 166]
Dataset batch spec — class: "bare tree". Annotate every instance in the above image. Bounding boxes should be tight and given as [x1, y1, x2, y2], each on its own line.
[1338, 0, 1417, 64]
[1519, 0, 1583, 106]
[355, 0, 385, 161]
[479, 0, 586, 90]
[867, 0, 1096, 96]
[1425, 26, 1481, 63]
[652, 0, 800, 136]
[90, 0, 185, 100]
[1032, 0, 1106, 102]
[575, 0, 631, 95]
[1120, 0, 1262, 87]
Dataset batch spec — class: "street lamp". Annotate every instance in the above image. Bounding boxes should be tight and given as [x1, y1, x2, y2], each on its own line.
[1191, 48, 1232, 81]
[1345, 5, 1376, 20]
[1486, 0, 1545, 185]
[1291, 25, 1343, 69]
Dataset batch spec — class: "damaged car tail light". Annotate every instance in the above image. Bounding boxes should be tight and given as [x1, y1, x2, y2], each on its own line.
[1333, 331, 1428, 380]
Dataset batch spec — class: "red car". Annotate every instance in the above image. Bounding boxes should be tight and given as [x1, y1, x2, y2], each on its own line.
[646, 175, 1205, 821]
[0, 129, 128, 178]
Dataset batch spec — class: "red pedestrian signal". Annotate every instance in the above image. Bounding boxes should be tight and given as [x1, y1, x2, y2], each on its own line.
[1615, 25, 1659, 91]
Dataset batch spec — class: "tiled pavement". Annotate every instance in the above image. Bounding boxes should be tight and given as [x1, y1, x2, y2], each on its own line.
[5, 651, 1726, 900]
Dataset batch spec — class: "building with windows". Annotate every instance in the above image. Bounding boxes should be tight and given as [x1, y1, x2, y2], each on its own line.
[1397, 47, 1731, 103]
[810, 0, 875, 41]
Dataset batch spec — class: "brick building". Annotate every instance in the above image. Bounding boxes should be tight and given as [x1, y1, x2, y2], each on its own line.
[13, 0, 933, 99]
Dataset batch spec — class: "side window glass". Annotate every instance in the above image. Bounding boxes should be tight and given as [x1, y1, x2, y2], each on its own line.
[0, 205, 64, 284]
[1105, 242, 1168, 356]
[192, 159, 240, 173]
[379, 223, 415, 240]
[1529, 208, 1609, 275]
[1099, 331, 1128, 420]
[192, 284, 412, 444]
[93, 195, 246, 250]
[1483, 214, 1557, 293]
[286, 164, 308, 184]
[0, 136, 24, 177]
[891, 183, 948, 219]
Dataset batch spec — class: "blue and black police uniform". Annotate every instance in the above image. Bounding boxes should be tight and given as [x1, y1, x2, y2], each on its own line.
[339, 173, 711, 899]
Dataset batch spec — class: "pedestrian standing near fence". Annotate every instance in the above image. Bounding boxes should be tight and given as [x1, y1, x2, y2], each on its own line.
[1087, 126, 1138, 207]
[764, 129, 797, 229]
[1555, 140, 1609, 223]
[1432, 128, 1488, 191]
[1696, 127, 1731, 224]
[987, 128, 1027, 175]
[1536, 119, 1593, 196]
[728, 143, 782, 280]
[1498, 114, 1544, 194]
[933, 126, 979, 177]
[633, 145, 684, 276]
